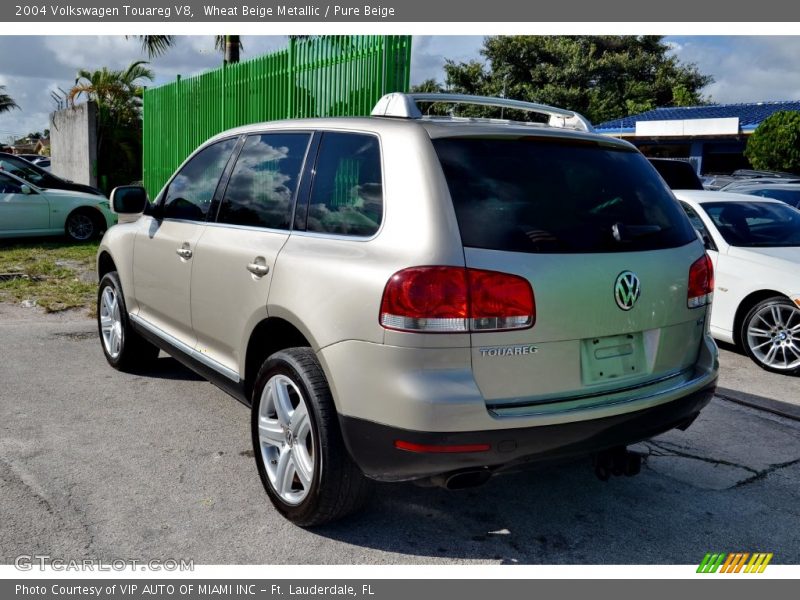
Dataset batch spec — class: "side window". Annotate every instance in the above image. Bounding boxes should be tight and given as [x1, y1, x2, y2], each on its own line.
[306, 132, 383, 237]
[680, 202, 716, 250]
[0, 173, 24, 194]
[163, 138, 237, 221]
[218, 133, 310, 230]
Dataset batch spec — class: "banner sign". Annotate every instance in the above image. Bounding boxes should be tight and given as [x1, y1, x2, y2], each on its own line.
[4, 0, 800, 22]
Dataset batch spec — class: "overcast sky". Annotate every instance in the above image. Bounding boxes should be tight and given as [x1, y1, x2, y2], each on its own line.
[2, 35, 800, 141]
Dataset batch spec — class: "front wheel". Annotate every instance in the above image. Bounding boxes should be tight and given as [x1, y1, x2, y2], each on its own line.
[741, 296, 800, 375]
[65, 209, 101, 242]
[251, 348, 372, 526]
[97, 272, 160, 371]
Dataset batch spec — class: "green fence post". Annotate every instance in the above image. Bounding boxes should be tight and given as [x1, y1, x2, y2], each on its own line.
[221, 63, 226, 131]
[288, 37, 296, 119]
[175, 74, 181, 174]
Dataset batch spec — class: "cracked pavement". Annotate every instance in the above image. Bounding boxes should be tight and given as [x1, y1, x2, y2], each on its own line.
[1, 305, 799, 564]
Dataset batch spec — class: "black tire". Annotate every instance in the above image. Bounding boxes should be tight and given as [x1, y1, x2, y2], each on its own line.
[740, 296, 800, 375]
[65, 208, 102, 242]
[251, 347, 372, 526]
[97, 271, 160, 372]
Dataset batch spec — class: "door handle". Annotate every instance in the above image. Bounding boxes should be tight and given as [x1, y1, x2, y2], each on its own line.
[246, 257, 269, 277]
[176, 243, 192, 259]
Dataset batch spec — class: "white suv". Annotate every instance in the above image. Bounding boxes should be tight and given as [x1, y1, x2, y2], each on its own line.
[97, 93, 718, 525]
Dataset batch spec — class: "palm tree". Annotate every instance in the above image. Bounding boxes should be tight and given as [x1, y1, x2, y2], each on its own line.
[68, 61, 153, 120]
[134, 35, 242, 64]
[68, 61, 154, 191]
[0, 85, 19, 113]
[216, 35, 241, 64]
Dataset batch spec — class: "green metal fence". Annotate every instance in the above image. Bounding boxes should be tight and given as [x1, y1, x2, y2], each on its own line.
[142, 35, 412, 197]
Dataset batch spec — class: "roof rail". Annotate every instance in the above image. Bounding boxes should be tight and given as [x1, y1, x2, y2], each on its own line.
[371, 93, 594, 133]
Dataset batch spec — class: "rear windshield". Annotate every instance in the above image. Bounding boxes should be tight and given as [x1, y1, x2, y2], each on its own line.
[433, 137, 697, 253]
[649, 159, 704, 190]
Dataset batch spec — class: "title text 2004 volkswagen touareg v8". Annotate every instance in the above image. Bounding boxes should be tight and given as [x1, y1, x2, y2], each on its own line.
[97, 93, 718, 525]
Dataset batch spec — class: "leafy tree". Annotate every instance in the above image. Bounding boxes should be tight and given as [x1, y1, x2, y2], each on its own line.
[0, 85, 19, 114]
[744, 111, 800, 174]
[437, 36, 713, 124]
[68, 61, 154, 190]
[410, 79, 445, 94]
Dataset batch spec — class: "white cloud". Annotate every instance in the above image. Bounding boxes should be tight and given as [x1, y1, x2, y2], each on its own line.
[0, 35, 289, 140]
[410, 35, 484, 85]
[669, 36, 800, 103]
[3, 35, 800, 142]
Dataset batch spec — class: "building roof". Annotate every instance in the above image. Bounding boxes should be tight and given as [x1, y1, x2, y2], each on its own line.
[596, 101, 800, 134]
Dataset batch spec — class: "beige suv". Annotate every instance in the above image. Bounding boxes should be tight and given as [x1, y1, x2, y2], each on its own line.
[97, 93, 718, 526]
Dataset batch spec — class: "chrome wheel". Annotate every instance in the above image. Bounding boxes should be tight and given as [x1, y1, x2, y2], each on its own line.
[257, 374, 315, 505]
[746, 302, 800, 371]
[66, 213, 95, 241]
[99, 286, 123, 359]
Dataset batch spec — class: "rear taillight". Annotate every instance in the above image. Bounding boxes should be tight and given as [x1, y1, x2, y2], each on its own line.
[379, 266, 535, 333]
[688, 254, 714, 308]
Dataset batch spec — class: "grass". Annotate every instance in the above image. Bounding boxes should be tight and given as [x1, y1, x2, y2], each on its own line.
[0, 240, 98, 313]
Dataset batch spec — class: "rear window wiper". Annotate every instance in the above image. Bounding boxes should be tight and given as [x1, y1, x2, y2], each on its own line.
[612, 222, 663, 242]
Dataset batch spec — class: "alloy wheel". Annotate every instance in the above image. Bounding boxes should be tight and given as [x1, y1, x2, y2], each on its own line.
[257, 374, 316, 505]
[99, 286, 123, 359]
[67, 213, 95, 241]
[746, 303, 800, 371]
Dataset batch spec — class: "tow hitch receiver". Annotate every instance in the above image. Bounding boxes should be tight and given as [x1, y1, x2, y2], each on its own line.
[593, 446, 643, 481]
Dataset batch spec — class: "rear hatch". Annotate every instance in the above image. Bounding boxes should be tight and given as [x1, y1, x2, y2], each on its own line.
[433, 135, 709, 411]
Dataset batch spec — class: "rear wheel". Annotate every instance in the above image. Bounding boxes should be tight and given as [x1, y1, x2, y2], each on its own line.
[251, 348, 372, 526]
[97, 272, 160, 371]
[741, 296, 800, 375]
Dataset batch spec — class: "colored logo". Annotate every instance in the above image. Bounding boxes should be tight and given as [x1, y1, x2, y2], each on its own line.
[697, 552, 773, 573]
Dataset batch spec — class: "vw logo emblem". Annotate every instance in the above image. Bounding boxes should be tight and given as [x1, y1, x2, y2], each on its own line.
[614, 271, 641, 311]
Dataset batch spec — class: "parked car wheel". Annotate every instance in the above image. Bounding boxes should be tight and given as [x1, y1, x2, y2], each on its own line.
[251, 348, 372, 526]
[97, 272, 160, 371]
[741, 296, 800, 375]
[65, 209, 101, 242]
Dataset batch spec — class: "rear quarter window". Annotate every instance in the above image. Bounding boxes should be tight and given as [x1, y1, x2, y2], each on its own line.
[305, 132, 383, 237]
[434, 137, 696, 253]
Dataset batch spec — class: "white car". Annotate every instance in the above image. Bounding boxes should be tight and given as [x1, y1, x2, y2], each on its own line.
[0, 170, 116, 241]
[674, 190, 800, 375]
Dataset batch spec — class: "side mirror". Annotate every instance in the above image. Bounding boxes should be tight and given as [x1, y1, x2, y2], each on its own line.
[20, 184, 32, 195]
[110, 186, 148, 215]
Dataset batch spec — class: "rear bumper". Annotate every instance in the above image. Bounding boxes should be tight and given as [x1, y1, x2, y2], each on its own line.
[319, 331, 718, 434]
[340, 380, 716, 481]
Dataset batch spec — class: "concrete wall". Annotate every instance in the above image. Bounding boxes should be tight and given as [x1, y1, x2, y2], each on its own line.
[50, 102, 97, 187]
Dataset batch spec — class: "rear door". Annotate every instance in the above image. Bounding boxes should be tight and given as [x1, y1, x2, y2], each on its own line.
[433, 136, 707, 407]
[190, 131, 313, 376]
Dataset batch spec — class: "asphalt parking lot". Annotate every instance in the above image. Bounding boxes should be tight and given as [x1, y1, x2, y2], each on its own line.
[1, 305, 799, 565]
